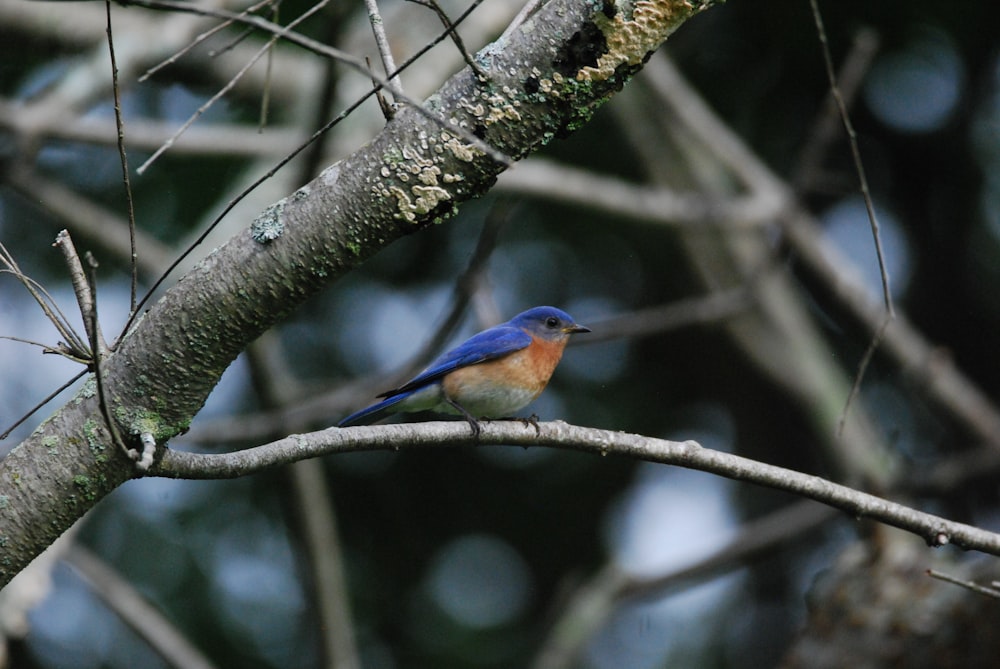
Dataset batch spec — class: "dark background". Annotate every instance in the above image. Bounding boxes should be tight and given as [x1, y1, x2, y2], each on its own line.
[2, 0, 1000, 667]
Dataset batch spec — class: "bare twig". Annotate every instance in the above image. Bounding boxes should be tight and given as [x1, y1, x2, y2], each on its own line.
[206, 23, 258, 58]
[793, 27, 880, 194]
[83, 252, 135, 464]
[257, 0, 281, 131]
[927, 568, 1000, 599]
[65, 545, 220, 669]
[407, 0, 487, 80]
[367, 55, 395, 121]
[532, 501, 836, 669]
[809, 0, 892, 317]
[837, 314, 891, 437]
[4, 167, 173, 277]
[579, 288, 752, 345]
[0, 370, 88, 441]
[496, 158, 786, 228]
[105, 0, 139, 313]
[808, 0, 893, 437]
[0, 238, 96, 440]
[244, 333, 360, 669]
[0, 335, 82, 359]
[414, 200, 510, 360]
[136, 0, 332, 174]
[139, 0, 278, 81]
[287, 456, 360, 669]
[51, 231, 105, 354]
[122, 0, 510, 166]
[501, 0, 544, 41]
[385, 0, 490, 83]
[781, 208, 1000, 447]
[364, 0, 402, 101]
[153, 421, 1000, 557]
[1, 243, 88, 357]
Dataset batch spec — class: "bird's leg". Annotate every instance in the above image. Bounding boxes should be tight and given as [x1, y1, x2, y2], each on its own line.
[446, 398, 481, 439]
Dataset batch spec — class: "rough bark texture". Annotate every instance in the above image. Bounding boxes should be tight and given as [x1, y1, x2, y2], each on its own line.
[0, 0, 716, 586]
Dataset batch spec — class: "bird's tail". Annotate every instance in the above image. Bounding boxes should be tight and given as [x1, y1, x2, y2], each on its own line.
[338, 392, 410, 427]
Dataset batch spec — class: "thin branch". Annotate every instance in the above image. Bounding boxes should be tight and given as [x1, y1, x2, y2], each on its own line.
[364, 0, 403, 101]
[809, 0, 893, 438]
[384, 0, 489, 83]
[65, 545, 220, 669]
[136, 0, 333, 174]
[123, 80, 385, 336]
[927, 568, 1000, 599]
[837, 314, 890, 438]
[0, 370, 88, 441]
[152, 421, 1000, 557]
[532, 501, 836, 669]
[367, 55, 395, 121]
[139, 0, 279, 81]
[0, 269, 88, 360]
[496, 158, 786, 228]
[52, 230, 106, 354]
[0, 335, 89, 363]
[578, 287, 752, 345]
[809, 0, 892, 316]
[614, 54, 1000, 449]
[119, 0, 504, 333]
[83, 252, 135, 464]
[5, 167, 173, 277]
[409, 200, 510, 365]
[501, 0, 544, 41]
[256, 0, 281, 131]
[407, 0, 487, 80]
[1, 243, 89, 357]
[781, 208, 1000, 447]
[793, 26, 880, 194]
[244, 332, 360, 669]
[122, 0, 509, 166]
[105, 0, 139, 313]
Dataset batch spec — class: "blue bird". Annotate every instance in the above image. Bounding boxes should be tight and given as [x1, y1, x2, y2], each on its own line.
[338, 306, 590, 435]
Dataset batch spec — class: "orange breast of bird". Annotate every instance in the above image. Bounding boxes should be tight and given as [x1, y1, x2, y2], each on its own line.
[441, 335, 568, 417]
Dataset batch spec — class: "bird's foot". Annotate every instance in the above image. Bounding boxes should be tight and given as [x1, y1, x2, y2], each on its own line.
[463, 415, 482, 439]
[491, 414, 541, 435]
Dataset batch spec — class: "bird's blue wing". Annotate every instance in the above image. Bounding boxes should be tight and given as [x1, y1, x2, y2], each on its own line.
[381, 325, 532, 397]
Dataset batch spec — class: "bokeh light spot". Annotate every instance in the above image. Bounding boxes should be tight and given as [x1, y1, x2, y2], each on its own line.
[426, 534, 533, 629]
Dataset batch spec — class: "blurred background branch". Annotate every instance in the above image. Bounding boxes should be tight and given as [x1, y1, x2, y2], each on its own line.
[3, 0, 1000, 668]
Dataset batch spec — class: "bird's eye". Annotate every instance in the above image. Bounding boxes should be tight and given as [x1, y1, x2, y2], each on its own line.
[545, 317, 559, 328]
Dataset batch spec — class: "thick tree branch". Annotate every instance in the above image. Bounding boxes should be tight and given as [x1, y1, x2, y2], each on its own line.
[153, 421, 1000, 558]
[0, 0, 718, 587]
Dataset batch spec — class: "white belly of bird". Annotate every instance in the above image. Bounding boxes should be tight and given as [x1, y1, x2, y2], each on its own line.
[445, 383, 539, 418]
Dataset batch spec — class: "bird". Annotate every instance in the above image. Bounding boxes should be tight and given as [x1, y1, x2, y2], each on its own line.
[338, 306, 590, 436]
